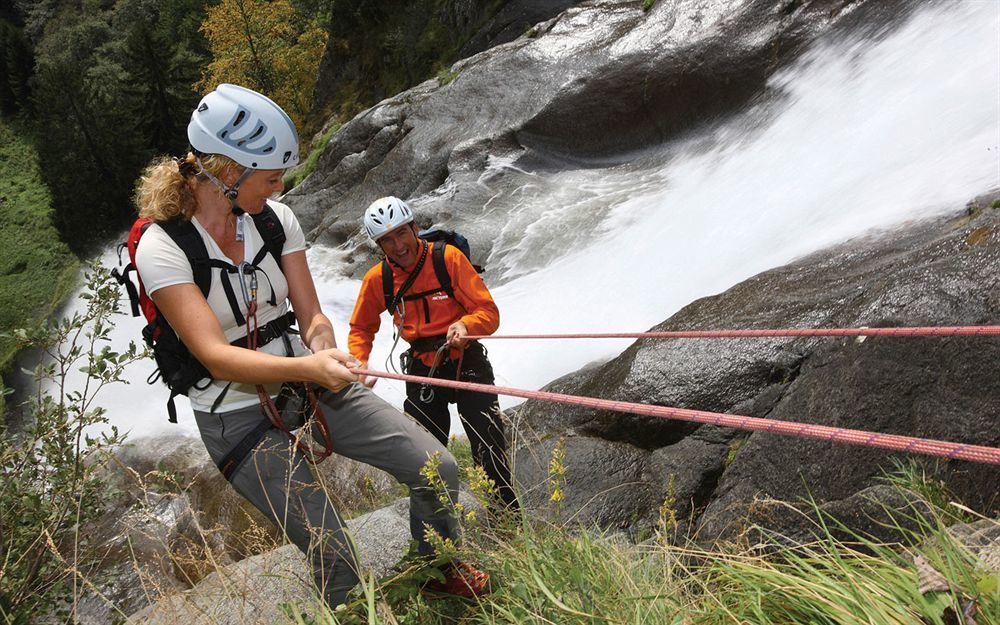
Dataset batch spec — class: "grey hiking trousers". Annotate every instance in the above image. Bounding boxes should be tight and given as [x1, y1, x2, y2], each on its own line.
[193, 382, 459, 608]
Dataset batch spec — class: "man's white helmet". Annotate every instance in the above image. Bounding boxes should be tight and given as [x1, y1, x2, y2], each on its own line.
[187, 84, 299, 170]
[364, 196, 414, 241]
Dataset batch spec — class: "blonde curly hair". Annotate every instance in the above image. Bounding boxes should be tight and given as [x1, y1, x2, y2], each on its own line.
[135, 152, 240, 222]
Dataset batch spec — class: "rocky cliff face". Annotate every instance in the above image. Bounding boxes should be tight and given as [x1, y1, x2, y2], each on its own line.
[287, 0, 915, 278]
[310, 0, 581, 129]
[512, 193, 1000, 540]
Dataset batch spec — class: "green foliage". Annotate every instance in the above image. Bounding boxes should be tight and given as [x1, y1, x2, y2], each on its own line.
[447, 433, 473, 474]
[0, 119, 79, 375]
[304, 468, 999, 625]
[0, 17, 34, 115]
[435, 65, 458, 86]
[197, 0, 327, 130]
[0, 264, 136, 622]
[112, 0, 207, 155]
[880, 459, 974, 524]
[642, 0, 657, 12]
[724, 436, 746, 467]
[312, 0, 506, 129]
[284, 121, 341, 190]
[28, 0, 207, 253]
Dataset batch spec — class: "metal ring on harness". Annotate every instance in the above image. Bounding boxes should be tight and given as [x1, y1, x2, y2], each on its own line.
[419, 343, 451, 403]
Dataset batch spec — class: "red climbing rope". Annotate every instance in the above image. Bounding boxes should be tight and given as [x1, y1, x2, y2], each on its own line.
[353, 368, 1000, 466]
[466, 325, 1000, 341]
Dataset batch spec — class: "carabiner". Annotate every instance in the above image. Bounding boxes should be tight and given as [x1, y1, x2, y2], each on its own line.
[419, 343, 450, 403]
[237, 261, 255, 307]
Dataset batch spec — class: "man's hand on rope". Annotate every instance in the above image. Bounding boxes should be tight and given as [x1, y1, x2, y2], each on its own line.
[446, 321, 469, 348]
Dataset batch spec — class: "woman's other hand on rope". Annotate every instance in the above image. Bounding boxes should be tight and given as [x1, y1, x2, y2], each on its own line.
[310, 348, 361, 393]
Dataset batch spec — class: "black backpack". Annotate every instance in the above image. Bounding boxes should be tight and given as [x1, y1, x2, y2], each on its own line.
[381, 229, 484, 315]
[113, 203, 286, 422]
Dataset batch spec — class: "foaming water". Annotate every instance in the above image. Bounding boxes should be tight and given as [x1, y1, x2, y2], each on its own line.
[40, 1, 999, 439]
[482, 0, 1000, 396]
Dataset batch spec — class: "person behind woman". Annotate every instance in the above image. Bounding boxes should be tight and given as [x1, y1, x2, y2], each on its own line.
[133, 84, 487, 608]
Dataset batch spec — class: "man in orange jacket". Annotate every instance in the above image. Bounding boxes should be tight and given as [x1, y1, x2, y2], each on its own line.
[348, 196, 519, 514]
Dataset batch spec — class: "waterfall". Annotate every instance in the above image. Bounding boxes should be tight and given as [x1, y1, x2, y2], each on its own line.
[40, 0, 998, 440]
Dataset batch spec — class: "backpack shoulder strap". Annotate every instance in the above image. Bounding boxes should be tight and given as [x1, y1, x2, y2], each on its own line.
[250, 202, 286, 269]
[158, 219, 212, 298]
[431, 241, 454, 299]
[382, 242, 430, 314]
[381, 260, 394, 313]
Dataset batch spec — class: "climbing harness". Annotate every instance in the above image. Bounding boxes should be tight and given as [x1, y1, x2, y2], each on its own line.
[238, 261, 334, 465]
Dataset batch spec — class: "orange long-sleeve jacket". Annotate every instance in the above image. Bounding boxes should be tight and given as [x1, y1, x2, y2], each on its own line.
[348, 242, 500, 367]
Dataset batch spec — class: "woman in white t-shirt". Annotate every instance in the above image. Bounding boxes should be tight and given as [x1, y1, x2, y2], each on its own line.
[133, 85, 488, 609]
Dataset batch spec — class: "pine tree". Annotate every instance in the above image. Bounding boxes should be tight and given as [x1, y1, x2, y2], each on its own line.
[0, 17, 33, 115]
[112, 0, 203, 155]
[29, 0, 209, 251]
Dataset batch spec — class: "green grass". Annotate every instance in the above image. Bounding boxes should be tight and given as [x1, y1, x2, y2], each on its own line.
[284, 122, 342, 190]
[0, 119, 79, 376]
[436, 66, 458, 86]
[296, 464, 999, 625]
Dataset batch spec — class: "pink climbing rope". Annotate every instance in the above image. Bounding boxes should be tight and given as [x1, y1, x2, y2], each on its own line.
[466, 325, 1000, 341]
[353, 368, 1000, 465]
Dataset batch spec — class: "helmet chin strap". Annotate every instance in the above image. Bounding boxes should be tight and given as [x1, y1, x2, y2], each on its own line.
[195, 157, 254, 215]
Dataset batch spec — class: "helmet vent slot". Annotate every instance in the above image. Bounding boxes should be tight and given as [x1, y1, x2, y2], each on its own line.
[188, 85, 298, 170]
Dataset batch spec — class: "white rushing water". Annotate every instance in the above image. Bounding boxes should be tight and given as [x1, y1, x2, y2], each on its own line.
[41, 1, 999, 440]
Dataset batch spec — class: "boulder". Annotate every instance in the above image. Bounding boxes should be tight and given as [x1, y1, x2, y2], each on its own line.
[127, 493, 482, 624]
[125, 544, 316, 625]
[513, 195, 1000, 540]
[73, 432, 403, 622]
[948, 519, 1000, 572]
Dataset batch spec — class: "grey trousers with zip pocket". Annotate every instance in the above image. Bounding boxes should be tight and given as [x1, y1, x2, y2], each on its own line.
[193, 382, 460, 608]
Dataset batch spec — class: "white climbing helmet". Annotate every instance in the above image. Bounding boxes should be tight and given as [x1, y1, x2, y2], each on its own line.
[187, 84, 299, 170]
[363, 196, 414, 241]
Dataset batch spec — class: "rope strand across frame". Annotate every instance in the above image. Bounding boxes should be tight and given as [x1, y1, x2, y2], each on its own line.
[466, 324, 1000, 341]
[353, 368, 1000, 466]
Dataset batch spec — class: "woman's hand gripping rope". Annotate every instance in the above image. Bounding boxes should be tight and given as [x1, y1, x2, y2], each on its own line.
[309, 348, 361, 394]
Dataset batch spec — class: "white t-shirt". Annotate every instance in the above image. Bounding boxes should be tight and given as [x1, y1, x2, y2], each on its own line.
[135, 200, 311, 413]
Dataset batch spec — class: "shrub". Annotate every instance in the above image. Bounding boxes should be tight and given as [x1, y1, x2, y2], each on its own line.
[284, 122, 341, 190]
[0, 264, 137, 621]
